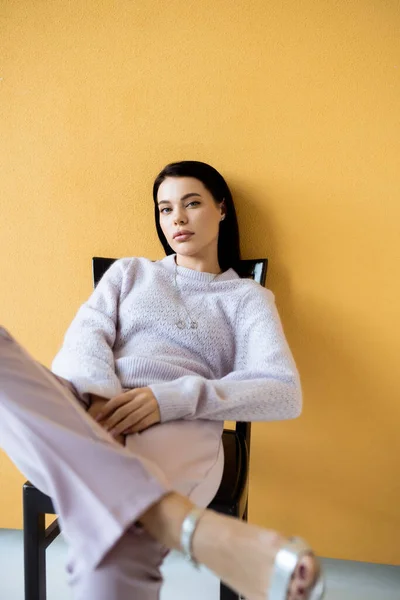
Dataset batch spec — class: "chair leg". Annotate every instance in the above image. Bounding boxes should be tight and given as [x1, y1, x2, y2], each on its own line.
[23, 505, 47, 600]
[220, 581, 241, 600]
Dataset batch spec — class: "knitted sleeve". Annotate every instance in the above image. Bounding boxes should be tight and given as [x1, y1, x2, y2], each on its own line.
[149, 286, 302, 422]
[51, 260, 127, 405]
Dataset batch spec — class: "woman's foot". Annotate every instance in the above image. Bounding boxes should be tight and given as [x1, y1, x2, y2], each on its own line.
[139, 492, 321, 600]
[191, 510, 320, 600]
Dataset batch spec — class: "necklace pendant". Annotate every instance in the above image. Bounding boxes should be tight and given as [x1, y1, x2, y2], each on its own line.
[176, 320, 186, 329]
[190, 321, 198, 329]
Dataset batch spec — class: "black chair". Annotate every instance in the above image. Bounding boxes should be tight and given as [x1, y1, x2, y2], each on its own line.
[23, 256, 268, 600]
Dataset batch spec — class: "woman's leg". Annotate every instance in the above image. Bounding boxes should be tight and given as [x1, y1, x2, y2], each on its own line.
[64, 411, 320, 600]
[0, 327, 321, 600]
[140, 494, 320, 600]
[87, 419, 222, 600]
[0, 326, 171, 581]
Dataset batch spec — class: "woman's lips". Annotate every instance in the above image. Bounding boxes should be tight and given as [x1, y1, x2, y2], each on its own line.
[174, 233, 194, 242]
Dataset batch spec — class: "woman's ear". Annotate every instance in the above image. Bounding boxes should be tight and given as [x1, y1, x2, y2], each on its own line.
[220, 199, 227, 219]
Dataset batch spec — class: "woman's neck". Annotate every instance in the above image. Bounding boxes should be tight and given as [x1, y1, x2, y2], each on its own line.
[174, 254, 222, 275]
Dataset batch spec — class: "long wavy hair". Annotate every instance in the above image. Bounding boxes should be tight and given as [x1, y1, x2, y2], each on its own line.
[152, 161, 241, 273]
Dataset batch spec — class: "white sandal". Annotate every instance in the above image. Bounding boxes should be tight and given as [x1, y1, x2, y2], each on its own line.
[180, 508, 326, 599]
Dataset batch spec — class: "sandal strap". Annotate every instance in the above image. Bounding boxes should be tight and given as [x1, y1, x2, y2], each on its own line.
[179, 507, 205, 569]
[269, 537, 325, 599]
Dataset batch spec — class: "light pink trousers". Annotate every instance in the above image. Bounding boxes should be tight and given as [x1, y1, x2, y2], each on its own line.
[0, 327, 224, 599]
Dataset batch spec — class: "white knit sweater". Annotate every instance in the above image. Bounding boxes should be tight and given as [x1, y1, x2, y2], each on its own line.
[52, 254, 302, 423]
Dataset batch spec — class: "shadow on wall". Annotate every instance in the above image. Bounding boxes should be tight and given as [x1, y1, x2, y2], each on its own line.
[250, 281, 399, 560]
[210, 180, 398, 562]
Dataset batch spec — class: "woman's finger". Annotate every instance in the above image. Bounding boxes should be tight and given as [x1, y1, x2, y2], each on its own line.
[102, 403, 137, 431]
[109, 405, 151, 437]
[96, 391, 141, 422]
[95, 395, 128, 421]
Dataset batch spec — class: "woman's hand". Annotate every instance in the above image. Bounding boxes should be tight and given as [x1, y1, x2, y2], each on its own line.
[95, 387, 161, 437]
[88, 394, 126, 446]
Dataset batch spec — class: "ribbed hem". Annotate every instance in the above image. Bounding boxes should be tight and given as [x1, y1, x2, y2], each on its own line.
[115, 355, 210, 389]
[149, 379, 192, 422]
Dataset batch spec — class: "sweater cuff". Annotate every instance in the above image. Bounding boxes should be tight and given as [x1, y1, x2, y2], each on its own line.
[149, 380, 192, 422]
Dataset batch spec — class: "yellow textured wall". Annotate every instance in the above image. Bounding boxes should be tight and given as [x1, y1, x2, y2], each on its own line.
[1, 1, 399, 564]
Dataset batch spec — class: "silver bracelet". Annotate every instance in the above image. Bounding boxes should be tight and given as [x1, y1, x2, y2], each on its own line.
[180, 507, 205, 569]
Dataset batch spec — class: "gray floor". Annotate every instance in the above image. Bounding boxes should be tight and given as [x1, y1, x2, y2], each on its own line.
[0, 528, 399, 599]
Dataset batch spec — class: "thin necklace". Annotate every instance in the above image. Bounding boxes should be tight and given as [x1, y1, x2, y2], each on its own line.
[173, 261, 221, 329]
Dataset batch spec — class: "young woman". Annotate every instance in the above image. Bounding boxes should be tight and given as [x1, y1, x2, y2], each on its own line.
[0, 161, 325, 599]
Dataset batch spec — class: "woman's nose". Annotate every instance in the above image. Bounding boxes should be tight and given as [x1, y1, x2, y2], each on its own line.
[174, 212, 187, 225]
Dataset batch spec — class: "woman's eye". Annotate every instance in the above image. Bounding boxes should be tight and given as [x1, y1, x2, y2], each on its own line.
[160, 202, 199, 214]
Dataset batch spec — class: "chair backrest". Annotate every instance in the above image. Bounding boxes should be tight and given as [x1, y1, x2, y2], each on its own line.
[92, 256, 269, 455]
[93, 256, 268, 288]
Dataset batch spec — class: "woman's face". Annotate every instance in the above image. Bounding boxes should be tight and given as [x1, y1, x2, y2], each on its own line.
[157, 177, 225, 260]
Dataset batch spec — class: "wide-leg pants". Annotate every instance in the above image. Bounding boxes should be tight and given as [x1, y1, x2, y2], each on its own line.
[0, 327, 225, 599]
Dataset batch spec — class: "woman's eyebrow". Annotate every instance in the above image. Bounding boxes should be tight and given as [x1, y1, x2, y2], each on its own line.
[158, 193, 202, 206]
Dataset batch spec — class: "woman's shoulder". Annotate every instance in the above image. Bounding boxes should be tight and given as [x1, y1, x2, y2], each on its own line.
[235, 277, 276, 305]
[110, 255, 158, 274]
[98, 256, 157, 291]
